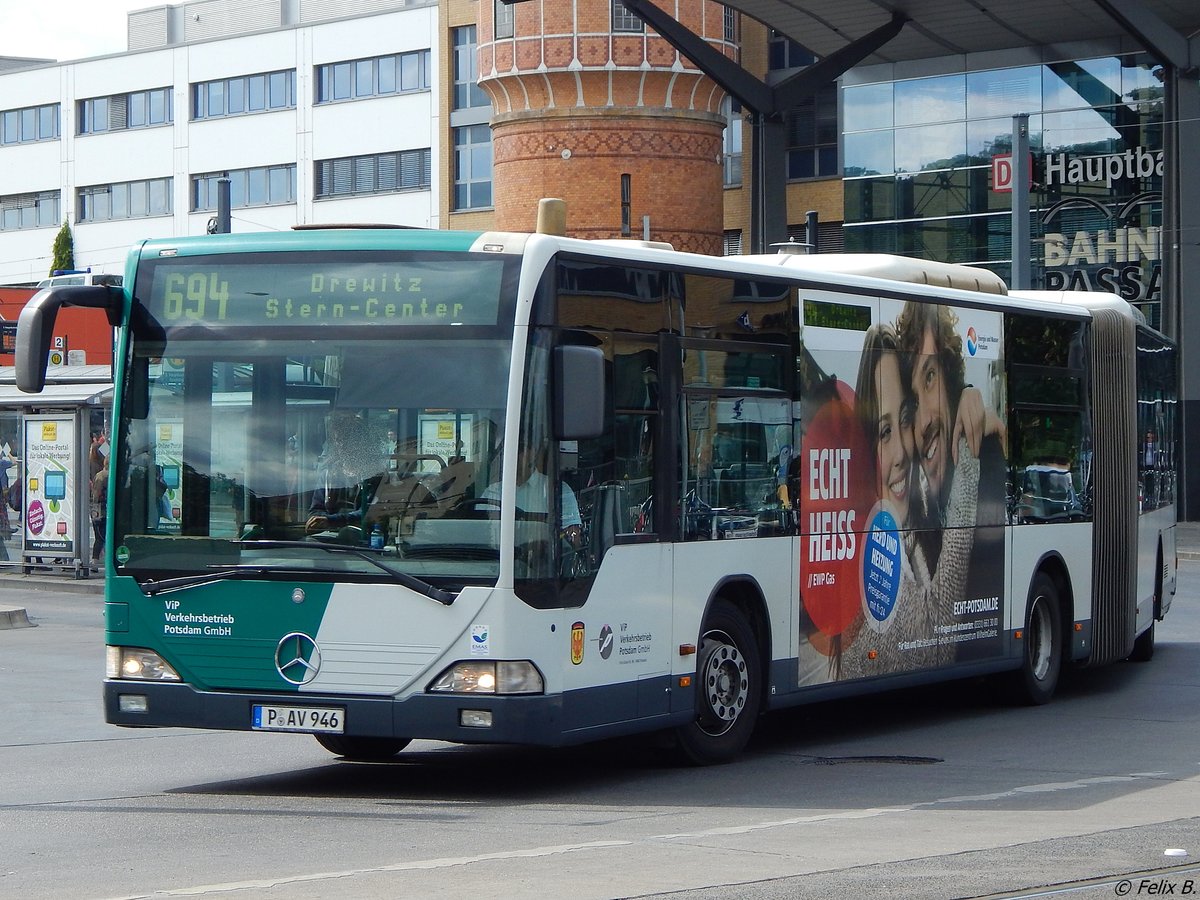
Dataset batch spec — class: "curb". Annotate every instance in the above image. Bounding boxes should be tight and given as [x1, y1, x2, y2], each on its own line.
[0, 574, 104, 596]
[0, 605, 33, 629]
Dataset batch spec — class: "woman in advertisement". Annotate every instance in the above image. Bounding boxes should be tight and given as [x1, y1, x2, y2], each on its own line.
[836, 323, 978, 679]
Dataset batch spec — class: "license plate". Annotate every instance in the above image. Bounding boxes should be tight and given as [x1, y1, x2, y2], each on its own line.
[252, 704, 344, 733]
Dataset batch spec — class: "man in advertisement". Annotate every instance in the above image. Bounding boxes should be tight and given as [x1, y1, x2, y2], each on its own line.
[896, 302, 1007, 661]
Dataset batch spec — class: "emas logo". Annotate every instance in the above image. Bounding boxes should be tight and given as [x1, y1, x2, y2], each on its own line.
[966, 327, 978, 356]
[469, 624, 490, 656]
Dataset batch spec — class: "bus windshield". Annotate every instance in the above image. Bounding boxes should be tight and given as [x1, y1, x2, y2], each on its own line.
[113, 252, 516, 588]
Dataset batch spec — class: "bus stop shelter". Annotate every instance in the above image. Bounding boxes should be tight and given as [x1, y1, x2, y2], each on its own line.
[0, 366, 112, 578]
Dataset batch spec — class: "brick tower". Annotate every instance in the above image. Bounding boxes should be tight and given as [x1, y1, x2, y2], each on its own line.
[477, 0, 733, 255]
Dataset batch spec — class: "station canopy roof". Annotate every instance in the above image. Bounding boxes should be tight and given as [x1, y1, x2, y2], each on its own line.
[0, 365, 112, 406]
[724, 0, 1198, 67]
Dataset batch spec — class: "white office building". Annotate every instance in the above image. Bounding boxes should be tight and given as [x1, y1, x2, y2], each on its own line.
[0, 0, 439, 285]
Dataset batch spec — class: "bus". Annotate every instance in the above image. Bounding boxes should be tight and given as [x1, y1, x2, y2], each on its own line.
[36, 269, 123, 289]
[15, 225, 1176, 765]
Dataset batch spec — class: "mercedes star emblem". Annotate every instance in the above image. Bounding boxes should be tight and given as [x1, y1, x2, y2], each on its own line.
[275, 632, 322, 685]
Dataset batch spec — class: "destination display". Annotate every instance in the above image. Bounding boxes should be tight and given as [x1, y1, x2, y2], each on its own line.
[145, 258, 505, 327]
[804, 298, 872, 332]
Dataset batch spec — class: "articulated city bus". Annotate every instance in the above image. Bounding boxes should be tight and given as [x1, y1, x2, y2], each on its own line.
[15, 226, 1176, 765]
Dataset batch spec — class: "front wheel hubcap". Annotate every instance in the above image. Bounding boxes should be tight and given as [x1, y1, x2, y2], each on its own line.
[699, 631, 748, 733]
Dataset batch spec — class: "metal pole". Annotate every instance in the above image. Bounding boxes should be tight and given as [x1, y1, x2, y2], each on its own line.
[216, 176, 231, 234]
[805, 210, 819, 254]
[1011, 114, 1031, 290]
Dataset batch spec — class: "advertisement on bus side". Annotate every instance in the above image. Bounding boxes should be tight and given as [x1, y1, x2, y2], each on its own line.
[796, 294, 1006, 684]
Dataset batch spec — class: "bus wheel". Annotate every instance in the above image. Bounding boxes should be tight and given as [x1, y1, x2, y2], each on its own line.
[314, 734, 411, 761]
[673, 600, 762, 765]
[1004, 572, 1062, 705]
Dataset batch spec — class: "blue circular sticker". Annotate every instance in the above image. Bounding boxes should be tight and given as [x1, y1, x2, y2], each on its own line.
[861, 507, 903, 629]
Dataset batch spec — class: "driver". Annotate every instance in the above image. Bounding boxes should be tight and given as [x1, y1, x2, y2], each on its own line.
[481, 441, 582, 548]
[305, 412, 385, 535]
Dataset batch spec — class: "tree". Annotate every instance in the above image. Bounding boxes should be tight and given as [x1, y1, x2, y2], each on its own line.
[50, 220, 74, 275]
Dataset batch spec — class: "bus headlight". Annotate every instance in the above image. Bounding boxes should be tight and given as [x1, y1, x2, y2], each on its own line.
[428, 660, 544, 694]
[107, 646, 181, 681]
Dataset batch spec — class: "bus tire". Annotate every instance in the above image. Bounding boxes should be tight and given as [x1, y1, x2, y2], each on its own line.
[1003, 572, 1062, 705]
[314, 734, 411, 761]
[673, 600, 762, 766]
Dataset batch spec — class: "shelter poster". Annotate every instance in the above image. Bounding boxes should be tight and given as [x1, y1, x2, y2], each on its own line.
[23, 415, 78, 555]
[155, 420, 183, 533]
[796, 293, 1006, 684]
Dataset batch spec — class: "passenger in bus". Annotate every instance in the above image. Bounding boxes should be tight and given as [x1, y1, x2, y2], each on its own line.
[481, 441, 582, 549]
[835, 323, 978, 679]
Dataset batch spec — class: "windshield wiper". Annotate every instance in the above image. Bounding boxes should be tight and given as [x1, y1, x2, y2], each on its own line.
[232, 540, 456, 606]
[140, 566, 274, 596]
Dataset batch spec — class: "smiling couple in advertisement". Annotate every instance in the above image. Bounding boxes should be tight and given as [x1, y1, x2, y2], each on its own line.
[797, 296, 1008, 685]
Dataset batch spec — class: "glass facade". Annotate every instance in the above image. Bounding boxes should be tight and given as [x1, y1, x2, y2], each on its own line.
[843, 54, 1164, 325]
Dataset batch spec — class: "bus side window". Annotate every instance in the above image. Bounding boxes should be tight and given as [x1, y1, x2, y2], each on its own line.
[563, 337, 657, 581]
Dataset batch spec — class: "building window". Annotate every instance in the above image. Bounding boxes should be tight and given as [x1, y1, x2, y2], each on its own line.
[768, 30, 814, 71]
[612, 0, 644, 32]
[315, 149, 431, 198]
[495, 0, 514, 39]
[1, 104, 59, 144]
[0, 191, 59, 231]
[79, 89, 172, 134]
[192, 165, 297, 210]
[454, 125, 493, 210]
[786, 83, 839, 179]
[315, 51, 431, 103]
[192, 70, 295, 119]
[723, 230, 742, 256]
[723, 6, 738, 43]
[78, 178, 172, 222]
[454, 26, 490, 111]
[722, 96, 743, 187]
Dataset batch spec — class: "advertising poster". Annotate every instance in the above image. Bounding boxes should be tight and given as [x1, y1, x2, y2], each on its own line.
[23, 415, 78, 555]
[419, 414, 473, 464]
[796, 293, 1006, 684]
[155, 420, 183, 533]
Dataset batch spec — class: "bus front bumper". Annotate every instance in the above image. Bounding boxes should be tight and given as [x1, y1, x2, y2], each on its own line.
[104, 679, 569, 746]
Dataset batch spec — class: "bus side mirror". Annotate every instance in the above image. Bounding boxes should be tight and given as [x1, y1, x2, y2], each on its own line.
[16, 285, 123, 392]
[553, 345, 605, 440]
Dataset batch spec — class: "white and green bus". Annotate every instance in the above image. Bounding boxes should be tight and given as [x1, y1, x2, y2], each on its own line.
[16, 225, 1176, 764]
